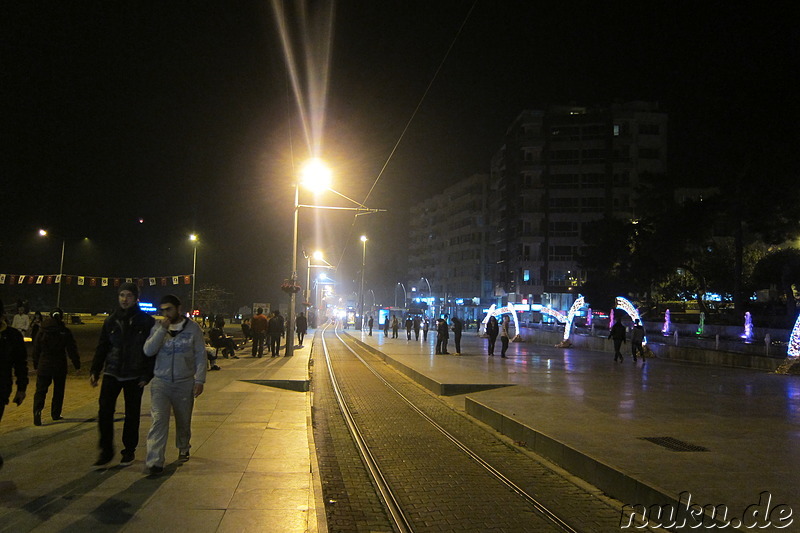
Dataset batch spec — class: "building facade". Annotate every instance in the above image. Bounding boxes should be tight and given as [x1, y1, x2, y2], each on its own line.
[407, 173, 493, 320]
[490, 102, 667, 310]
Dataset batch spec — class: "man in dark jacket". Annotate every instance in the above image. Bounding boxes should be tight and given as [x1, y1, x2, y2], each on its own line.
[268, 310, 285, 357]
[295, 312, 308, 347]
[451, 316, 464, 355]
[435, 317, 450, 354]
[1, 300, 29, 469]
[608, 320, 627, 362]
[90, 283, 155, 468]
[32, 308, 80, 426]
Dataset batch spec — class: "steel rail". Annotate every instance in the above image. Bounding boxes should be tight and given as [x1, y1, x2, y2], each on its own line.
[330, 326, 579, 533]
[319, 322, 414, 533]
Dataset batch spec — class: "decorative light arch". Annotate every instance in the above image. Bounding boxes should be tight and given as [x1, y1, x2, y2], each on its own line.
[788, 313, 800, 357]
[615, 296, 647, 345]
[563, 296, 586, 342]
[480, 304, 521, 338]
[540, 307, 567, 324]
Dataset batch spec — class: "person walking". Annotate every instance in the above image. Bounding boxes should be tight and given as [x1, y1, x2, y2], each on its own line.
[296, 312, 308, 347]
[89, 283, 156, 468]
[630, 319, 645, 363]
[405, 316, 413, 340]
[391, 315, 399, 339]
[383, 316, 390, 337]
[486, 315, 499, 356]
[367, 315, 374, 336]
[499, 315, 512, 358]
[609, 320, 627, 362]
[143, 295, 206, 475]
[413, 316, 421, 341]
[250, 308, 268, 358]
[268, 310, 285, 356]
[0, 300, 29, 469]
[422, 316, 430, 342]
[451, 316, 463, 355]
[32, 308, 80, 426]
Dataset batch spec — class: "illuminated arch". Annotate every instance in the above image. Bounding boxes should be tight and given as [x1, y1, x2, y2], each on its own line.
[788, 313, 800, 357]
[563, 296, 586, 342]
[615, 296, 647, 345]
[480, 304, 521, 338]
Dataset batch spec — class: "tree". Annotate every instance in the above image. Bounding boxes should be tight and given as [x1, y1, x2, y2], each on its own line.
[195, 284, 233, 316]
[751, 248, 800, 316]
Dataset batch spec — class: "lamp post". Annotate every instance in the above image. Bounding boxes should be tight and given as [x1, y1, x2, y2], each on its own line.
[358, 235, 367, 330]
[38, 229, 66, 308]
[190, 234, 198, 318]
[287, 159, 331, 357]
[395, 282, 407, 309]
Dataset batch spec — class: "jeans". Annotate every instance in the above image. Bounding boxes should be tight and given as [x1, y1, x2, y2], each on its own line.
[487, 334, 498, 355]
[454, 332, 462, 353]
[146, 377, 195, 468]
[500, 336, 509, 357]
[98, 376, 144, 457]
[33, 372, 67, 418]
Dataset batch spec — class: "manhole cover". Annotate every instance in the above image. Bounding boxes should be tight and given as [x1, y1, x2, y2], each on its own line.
[640, 436, 709, 452]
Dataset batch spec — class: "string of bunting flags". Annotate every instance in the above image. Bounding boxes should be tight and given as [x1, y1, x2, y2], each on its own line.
[0, 273, 193, 287]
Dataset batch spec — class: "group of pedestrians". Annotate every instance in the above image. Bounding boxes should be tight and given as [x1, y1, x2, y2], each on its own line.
[608, 318, 646, 363]
[248, 307, 302, 358]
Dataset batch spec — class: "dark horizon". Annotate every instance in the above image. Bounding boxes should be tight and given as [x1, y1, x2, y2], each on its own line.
[2, 2, 797, 312]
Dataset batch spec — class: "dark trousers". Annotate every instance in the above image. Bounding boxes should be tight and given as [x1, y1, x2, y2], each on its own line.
[368, 325, 373, 336]
[500, 336, 509, 357]
[33, 372, 67, 418]
[487, 334, 498, 355]
[613, 339, 624, 360]
[406, 328, 412, 340]
[252, 332, 266, 357]
[270, 335, 281, 356]
[414, 328, 420, 340]
[297, 330, 305, 346]
[436, 336, 449, 354]
[392, 327, 398, 338]
[454, 332, 462, 353]
[631, 342, 643, 360]
[423, 330, 428, 341]
[98, 376, 144, 456]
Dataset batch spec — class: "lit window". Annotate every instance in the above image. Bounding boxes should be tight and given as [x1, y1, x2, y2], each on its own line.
[523, 269, 530, 282]
[613, 124, 620, 136]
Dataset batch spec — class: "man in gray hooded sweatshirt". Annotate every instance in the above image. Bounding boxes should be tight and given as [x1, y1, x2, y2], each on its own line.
[143, 294, 206, 475]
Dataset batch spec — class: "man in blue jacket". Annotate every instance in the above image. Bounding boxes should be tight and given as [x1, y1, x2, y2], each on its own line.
[90, 283, 155, 468]
[143, 295, 206, 475]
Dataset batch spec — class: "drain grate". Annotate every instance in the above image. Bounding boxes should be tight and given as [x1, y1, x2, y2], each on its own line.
[640, 436, 709, 452]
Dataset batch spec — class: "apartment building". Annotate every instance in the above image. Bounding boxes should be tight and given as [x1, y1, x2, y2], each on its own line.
[490, 101, 668, 310]
[407, 173, 492, 320]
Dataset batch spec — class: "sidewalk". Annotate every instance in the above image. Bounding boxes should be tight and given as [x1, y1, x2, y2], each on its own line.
[349, 328, 800, 524]
[0, 339, 325, 533]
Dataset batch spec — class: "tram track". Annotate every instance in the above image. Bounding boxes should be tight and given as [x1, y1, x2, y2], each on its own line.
[312, 323, 628, 532]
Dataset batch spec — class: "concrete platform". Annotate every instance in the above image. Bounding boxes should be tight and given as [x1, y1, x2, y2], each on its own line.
[349, 328, 799, 527]
[0, 341, 324, 533]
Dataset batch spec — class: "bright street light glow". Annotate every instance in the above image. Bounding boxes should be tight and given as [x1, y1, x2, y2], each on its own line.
[313, 250, 323, 261]
[299, 158, 332, 191]
[39, 229, 47, 236]
[189, 234, 198, 241]
[360, 235, 367, 242]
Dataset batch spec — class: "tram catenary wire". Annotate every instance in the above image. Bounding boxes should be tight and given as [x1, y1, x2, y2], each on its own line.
[320, 321, 579, 533]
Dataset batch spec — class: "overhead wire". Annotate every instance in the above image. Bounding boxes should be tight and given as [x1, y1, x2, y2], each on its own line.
[333, 0, 479, 272]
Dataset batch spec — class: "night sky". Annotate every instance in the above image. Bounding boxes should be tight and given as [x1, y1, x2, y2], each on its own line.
[1, 1, 797, 311]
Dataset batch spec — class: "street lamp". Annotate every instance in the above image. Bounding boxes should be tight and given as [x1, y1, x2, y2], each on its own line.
[288, 159, 331, 357]
[287, 157, 385, 355]
[395, 282, 407, 308]
[358, 235, 367, 330]
[38, 229, 66, 308]
[421, 276, 432, 317]
[190, 234, 198, 318]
